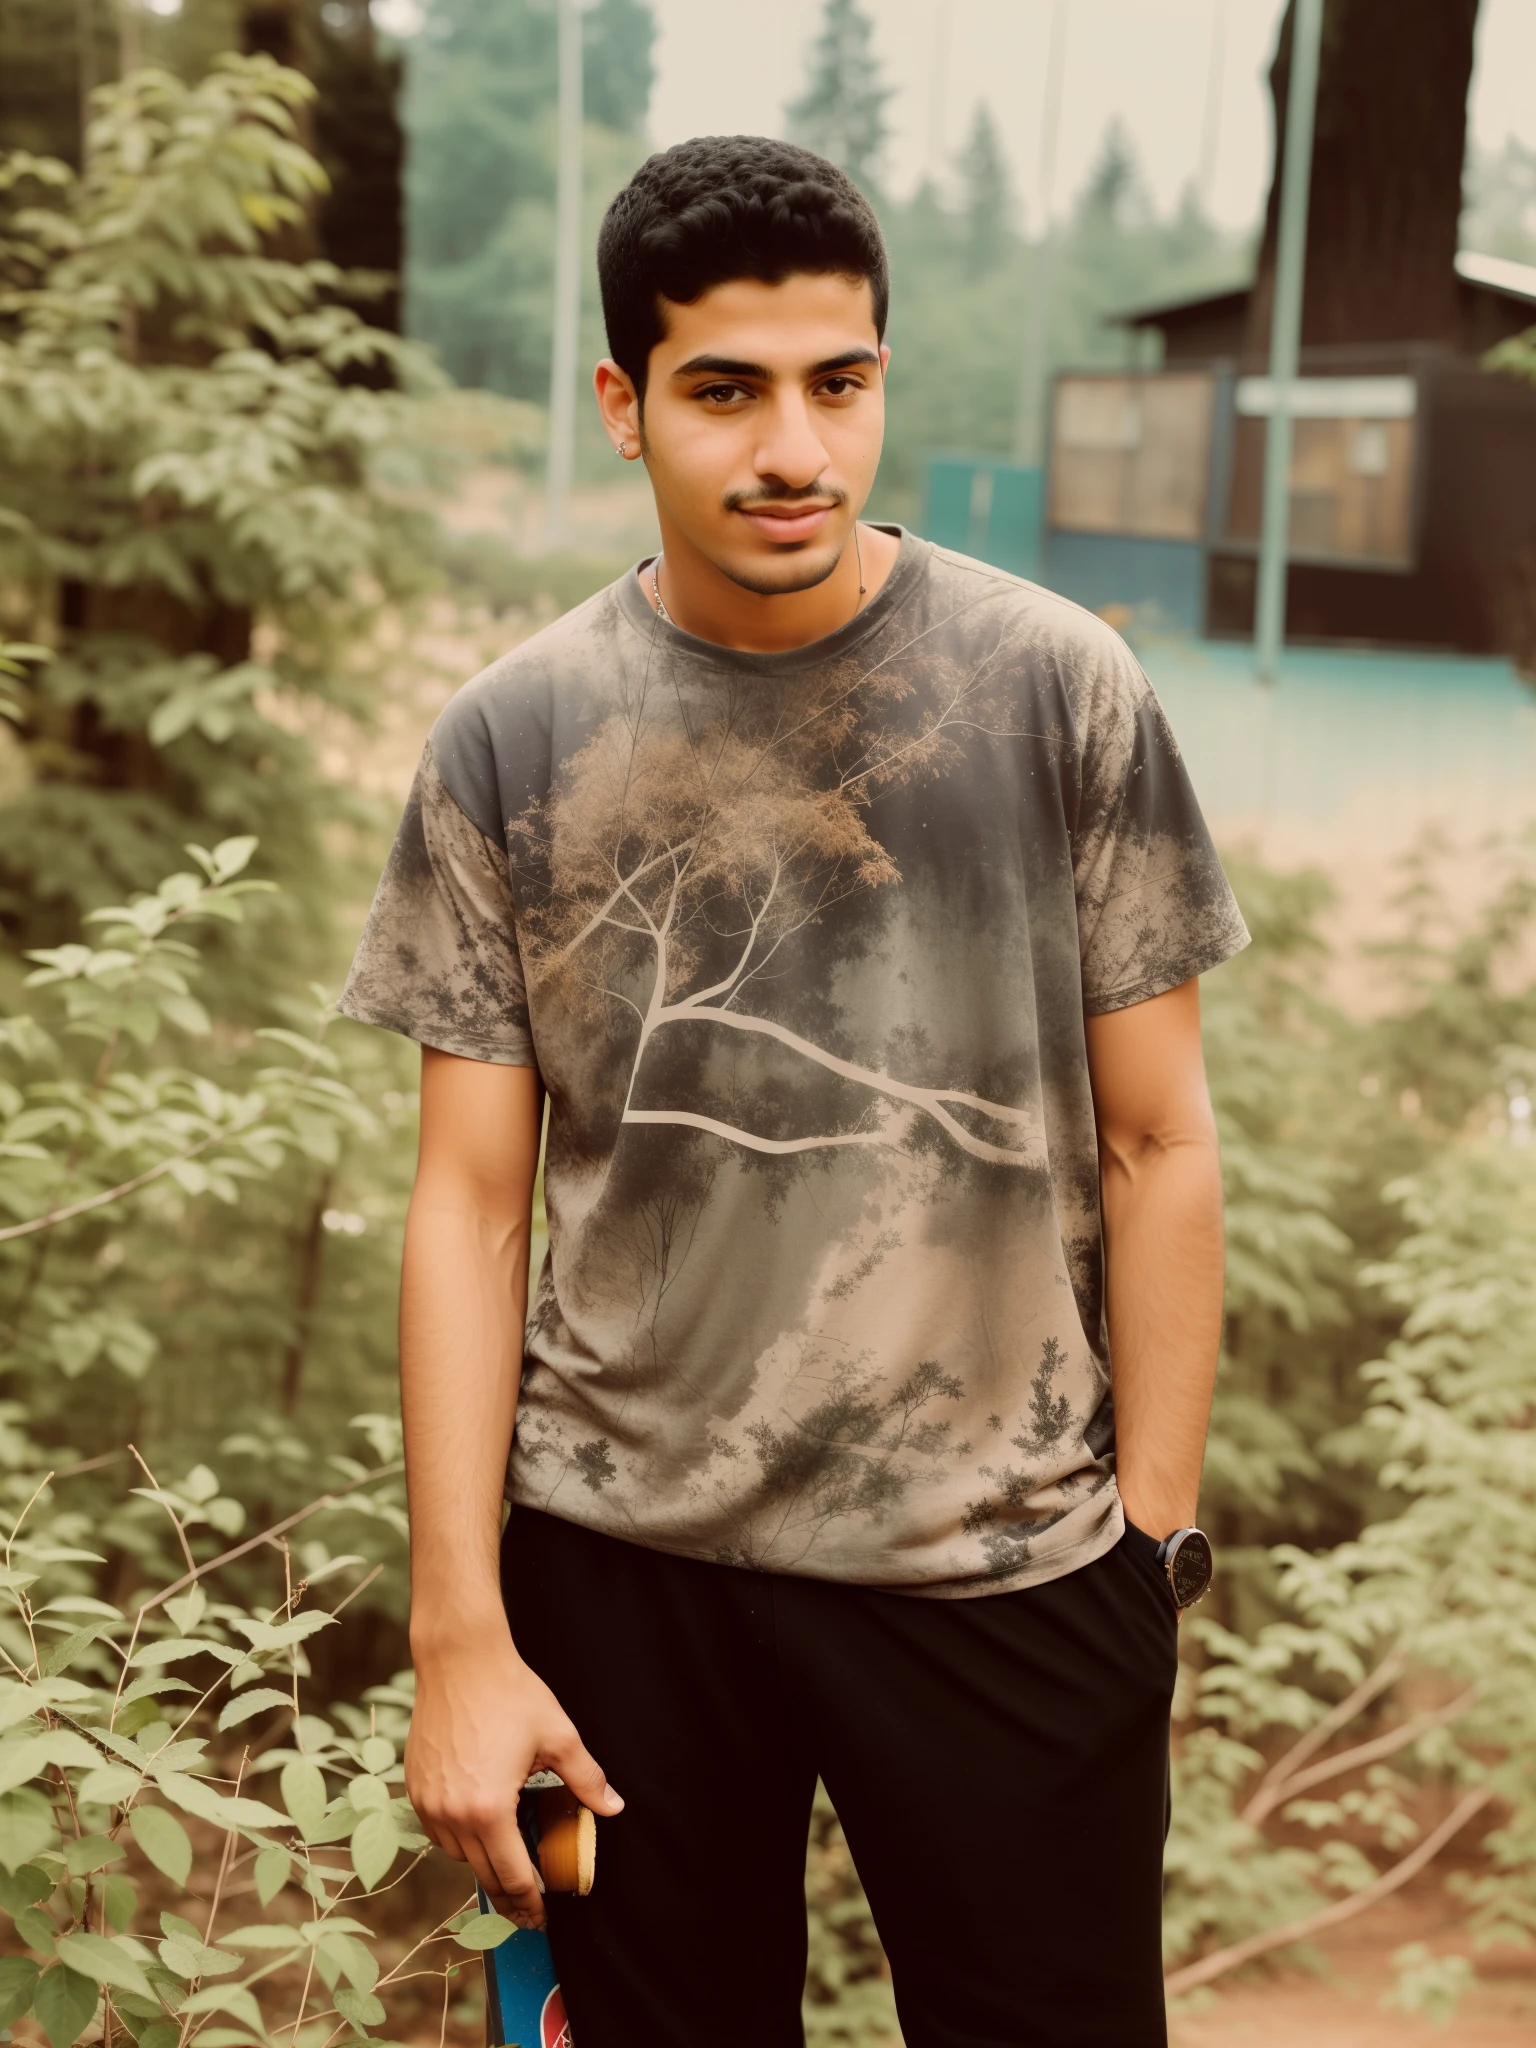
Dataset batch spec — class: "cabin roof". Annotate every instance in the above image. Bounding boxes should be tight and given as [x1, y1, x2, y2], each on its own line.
[1115, 250, 1536, 338]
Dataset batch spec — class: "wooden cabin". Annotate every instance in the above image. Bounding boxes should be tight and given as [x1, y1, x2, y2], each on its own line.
[1038, 253, 1536, 652]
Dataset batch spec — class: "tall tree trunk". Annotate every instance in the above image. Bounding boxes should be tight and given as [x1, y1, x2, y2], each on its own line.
[241, 0, 404, 335]
[1244, 0, 1481, 354]
[239, 0, 314, 74]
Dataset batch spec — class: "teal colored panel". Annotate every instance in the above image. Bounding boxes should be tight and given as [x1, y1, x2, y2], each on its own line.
[1043, 533, 1206, 634]
[919, 460, 975, 551]
[985, 466, 1043, 578]
[1140, 638, 1535, 836]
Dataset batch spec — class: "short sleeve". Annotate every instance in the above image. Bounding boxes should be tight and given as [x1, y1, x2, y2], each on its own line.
[1070, 637, 1249, 1015]
[340, 741, 536, 1066]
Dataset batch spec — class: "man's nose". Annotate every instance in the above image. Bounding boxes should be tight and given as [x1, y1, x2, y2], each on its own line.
[753, 392, 830, 492]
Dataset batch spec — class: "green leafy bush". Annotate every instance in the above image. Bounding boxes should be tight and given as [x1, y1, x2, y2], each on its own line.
[0, 54, 439, 949]
[0, 823, 478, 2045]
[0, 56, 431, 1546]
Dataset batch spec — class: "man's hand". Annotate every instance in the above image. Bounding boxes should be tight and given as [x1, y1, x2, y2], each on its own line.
[408, 1628, 623, 1931]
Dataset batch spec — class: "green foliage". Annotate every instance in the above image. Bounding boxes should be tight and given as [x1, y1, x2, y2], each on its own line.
[1199, 860, 1360, 1566]
[954, 103, 1011, 281]
[0, 818, 474, 2043]
[1487, 323, 1536, 387]
[0, 1478, 468, 2047]
[803, 1787, 898, 2043]
[0, 69, 451, 2023]
[785, 0, 893, 197]
[0, 54, 440, 946]
[1382, 1943, 1476, 2027]
[0, 59, 432, 1622]
[0, 806, 405, 1483]
[1480, 328, 1536, 674]
[404, 0, 654, 406]
[1167, 837, 1536, 2008]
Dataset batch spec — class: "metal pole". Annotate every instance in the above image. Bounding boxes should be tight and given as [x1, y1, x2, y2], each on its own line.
[1012, 0, 1069, 463]
[545, 0, 585, 551]
[1255, 0, 1324, 683]
[924, 0, 952, 189]
[1197, 0, 1229, 214]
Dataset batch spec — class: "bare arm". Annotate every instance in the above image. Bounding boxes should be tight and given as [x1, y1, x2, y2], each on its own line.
[1084, 979, 1225, 1542]
[402, 1047, 622, 1930]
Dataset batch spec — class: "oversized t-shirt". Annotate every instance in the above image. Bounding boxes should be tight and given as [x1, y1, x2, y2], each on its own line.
[342, 533, 1248, 1597]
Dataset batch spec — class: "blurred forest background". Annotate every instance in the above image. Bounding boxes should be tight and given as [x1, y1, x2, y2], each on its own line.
[0, 2, 1533, 2045]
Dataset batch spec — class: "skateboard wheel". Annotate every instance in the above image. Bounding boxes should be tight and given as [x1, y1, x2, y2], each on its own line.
[533, 1787, 596, 1896]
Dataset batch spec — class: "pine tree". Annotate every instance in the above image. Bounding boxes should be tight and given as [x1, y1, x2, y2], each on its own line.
[956, 101, 1012, 278]
[784, 0, 891, 196]
[403, 0, 654, 398]
[1075, 118, 1148, 232]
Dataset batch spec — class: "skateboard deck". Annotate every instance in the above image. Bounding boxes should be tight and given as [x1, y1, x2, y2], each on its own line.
[481, 1770, 590, 2048]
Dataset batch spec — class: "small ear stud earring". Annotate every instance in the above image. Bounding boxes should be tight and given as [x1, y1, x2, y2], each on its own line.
[615, 441, 627, 458]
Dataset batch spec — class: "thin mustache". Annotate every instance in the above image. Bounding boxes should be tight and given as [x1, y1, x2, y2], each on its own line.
[723, 486, 848, 513]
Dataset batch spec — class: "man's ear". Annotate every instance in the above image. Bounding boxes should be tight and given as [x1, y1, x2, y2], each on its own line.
[594, 359, 643, 459]
[878, 343, 891, 378]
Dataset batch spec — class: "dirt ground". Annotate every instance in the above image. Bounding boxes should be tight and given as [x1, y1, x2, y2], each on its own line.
[1170, 1881, 1536, 2046]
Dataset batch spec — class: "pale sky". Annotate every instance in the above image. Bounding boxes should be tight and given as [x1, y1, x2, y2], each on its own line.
[368, 0, 1536, 241]
[645, 0, 1536, 235]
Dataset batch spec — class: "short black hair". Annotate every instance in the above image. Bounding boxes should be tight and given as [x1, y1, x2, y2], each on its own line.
[597, 136, 889, 400]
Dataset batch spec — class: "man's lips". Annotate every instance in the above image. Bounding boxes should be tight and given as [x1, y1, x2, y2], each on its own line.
[736, 503, 838, 544]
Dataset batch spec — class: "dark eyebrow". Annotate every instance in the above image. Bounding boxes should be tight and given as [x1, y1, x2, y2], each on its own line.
[670, 346, 881, 384]
[808, 348, 881, 375]
[672, 354, 771, 381]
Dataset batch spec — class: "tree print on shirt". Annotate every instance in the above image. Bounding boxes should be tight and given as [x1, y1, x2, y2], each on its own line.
[502, 633, 1101, 1569]
[705, 1351, 970, 1571]
[509, 631, 1055, 1171]
[344, 548, 1250, 1593]
[960, 1335, 1084, 1576]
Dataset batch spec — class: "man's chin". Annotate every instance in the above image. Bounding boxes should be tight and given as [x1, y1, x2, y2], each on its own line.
[712, 542, 845, 599]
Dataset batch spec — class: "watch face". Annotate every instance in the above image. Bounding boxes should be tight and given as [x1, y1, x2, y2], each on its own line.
[1167, 1529, 1214, 1609]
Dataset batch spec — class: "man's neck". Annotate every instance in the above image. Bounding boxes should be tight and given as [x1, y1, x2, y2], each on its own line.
[647, 522, 901, 653]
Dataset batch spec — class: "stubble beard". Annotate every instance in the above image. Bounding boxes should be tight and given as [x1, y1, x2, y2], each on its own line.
[710, 541, 847, 598]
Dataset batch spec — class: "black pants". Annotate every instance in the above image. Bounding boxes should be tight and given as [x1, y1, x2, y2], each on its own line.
[501, 1506, 1177, 2048]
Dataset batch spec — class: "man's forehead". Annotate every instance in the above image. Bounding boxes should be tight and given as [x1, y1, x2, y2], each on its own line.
[653, 272, 880, 372]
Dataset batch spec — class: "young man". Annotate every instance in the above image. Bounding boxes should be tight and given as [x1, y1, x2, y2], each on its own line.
[343, 137, 1248, 2047]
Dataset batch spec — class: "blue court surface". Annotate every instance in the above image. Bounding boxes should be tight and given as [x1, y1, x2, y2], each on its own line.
[1135, 637, 1536, 848]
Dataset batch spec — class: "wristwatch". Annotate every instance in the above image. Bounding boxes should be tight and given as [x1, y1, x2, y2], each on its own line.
[1155, 1527, 1214, 1610]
